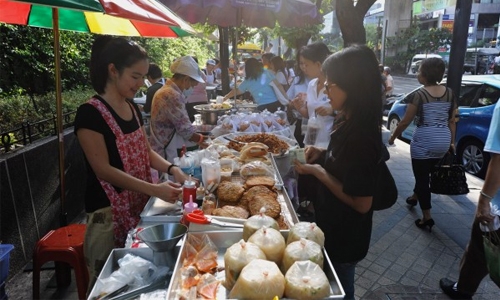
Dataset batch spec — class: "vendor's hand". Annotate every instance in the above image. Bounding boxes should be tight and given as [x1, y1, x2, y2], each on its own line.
[304, 146, 323, 164]
[315, 105, 333, 117]
[476, 197, 495, 225]
[157, 181, 182, 203]
[172, 167, 190, 185]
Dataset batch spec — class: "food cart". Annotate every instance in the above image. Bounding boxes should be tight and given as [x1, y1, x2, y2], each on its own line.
[87, 114, 345, 299]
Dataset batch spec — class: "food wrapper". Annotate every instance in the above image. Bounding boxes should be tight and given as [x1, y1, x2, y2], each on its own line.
[239, 161, 275, 179]
[228, 259, 285, 299]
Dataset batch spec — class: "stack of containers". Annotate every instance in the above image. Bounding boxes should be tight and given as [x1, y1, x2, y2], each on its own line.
[0, 244, 14, 300]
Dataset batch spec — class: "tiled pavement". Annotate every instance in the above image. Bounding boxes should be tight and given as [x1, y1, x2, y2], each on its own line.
[4, 139, 500, 299]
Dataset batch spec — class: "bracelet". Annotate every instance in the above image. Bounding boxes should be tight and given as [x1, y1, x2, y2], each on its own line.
[480, 190, 494, 200]
[167, 164, 178, 176]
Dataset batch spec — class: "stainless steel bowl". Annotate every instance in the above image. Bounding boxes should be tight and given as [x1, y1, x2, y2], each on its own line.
[194, 104, 231, 125]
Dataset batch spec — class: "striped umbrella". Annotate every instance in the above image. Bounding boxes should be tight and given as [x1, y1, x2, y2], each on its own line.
[0, 0, 196, 37]
[0, 0, 197, 225]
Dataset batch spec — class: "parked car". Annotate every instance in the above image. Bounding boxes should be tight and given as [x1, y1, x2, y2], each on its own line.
[387, 75, 500, 178]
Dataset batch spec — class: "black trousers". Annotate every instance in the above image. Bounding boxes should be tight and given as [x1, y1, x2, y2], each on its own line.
[411, 158, 440, 210]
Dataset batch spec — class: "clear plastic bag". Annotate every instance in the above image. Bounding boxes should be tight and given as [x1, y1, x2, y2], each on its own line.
[304, 116, 320, 146]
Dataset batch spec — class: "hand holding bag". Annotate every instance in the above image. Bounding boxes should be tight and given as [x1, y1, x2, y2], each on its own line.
[430, 153, 469, 195]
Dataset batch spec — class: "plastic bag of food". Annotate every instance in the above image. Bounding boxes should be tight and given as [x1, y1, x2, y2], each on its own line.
[239, 161, 275, 179]
[201, 158, 221, 193]
[228, 259, 285, 299]
[243, 207, 279, 241]
[282, 238, 324, 273]
[284, 261, 330, 300]
[248, 227, 285, 264]
[224, 240, 266, 290]
[287, 222, 325, 247]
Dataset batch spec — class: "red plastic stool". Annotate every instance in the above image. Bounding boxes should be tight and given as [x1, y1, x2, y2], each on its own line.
[32, 224, 88, 300]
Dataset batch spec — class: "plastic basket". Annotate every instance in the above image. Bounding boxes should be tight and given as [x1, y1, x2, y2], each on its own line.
[0, 244, 14, 299]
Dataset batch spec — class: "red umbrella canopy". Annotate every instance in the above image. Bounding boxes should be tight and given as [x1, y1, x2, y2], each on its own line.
[161, 0, 320, 28]
[0, 0, 196, 37]
[14, 0, 183, 26]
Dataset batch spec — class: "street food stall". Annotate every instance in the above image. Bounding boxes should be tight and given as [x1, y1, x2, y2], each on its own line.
[87, 107, 345, 299]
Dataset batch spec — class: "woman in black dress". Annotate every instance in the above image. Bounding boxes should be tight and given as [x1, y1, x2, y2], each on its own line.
[294, 44, 383, 299]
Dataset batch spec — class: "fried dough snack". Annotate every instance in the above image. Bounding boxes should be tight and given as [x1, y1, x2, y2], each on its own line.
[244, 176, 275, 189]
[212, 205, 250, 219]
[217, 181, 245, 202]
[240, 186, 277, 210]
[226, 133, 289, 154]
[248, 195, 281, 218]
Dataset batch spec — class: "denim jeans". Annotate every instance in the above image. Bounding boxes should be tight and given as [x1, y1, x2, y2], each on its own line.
[333, 261, 358, 299]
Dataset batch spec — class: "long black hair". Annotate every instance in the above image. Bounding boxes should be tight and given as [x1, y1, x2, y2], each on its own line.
[322, 44, 382, 135]
[90, 36, 148, 94]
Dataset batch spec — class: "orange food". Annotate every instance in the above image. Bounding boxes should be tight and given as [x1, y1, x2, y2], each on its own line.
[196, 258, 218, 273]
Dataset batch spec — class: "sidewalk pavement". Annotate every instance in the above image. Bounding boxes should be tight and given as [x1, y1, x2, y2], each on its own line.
[4, 139, 500, 299]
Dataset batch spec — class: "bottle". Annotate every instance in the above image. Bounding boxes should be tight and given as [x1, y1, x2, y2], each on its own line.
[181, 195, 198, 226]
[182, 175, 197, 206]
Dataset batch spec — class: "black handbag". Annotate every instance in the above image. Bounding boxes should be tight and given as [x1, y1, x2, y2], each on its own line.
[430, 154, 469, 195]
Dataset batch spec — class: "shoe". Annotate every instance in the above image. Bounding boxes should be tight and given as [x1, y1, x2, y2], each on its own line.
[439, 278, 472, 299]
[415, 218, 435, 232]
[406, 196, 418, 206]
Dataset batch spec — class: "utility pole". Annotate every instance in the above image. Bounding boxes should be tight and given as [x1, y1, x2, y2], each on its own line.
[447, 1, 472, 96]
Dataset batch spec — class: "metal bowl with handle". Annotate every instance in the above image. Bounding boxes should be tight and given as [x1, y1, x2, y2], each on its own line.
[193, 104, 231, 125]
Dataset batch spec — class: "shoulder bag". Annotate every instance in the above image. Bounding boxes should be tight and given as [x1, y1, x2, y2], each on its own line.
[430, 153, 469, 195]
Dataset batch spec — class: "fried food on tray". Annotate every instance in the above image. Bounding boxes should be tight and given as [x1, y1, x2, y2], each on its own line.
[212, 205, 250, 219]
[226, 133, 290, 154]
[248, 194, 281, 218]
[240, 186, 277, 210]
[244, 176, 275, 189]
[217, 181, 245, 202]
[276, 215, 289, 230]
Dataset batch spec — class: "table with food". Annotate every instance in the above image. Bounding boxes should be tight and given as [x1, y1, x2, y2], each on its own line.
[87, 109, 346, 299]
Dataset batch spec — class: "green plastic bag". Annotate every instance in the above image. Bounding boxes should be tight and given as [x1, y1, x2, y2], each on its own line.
[483, 232, 500, 288]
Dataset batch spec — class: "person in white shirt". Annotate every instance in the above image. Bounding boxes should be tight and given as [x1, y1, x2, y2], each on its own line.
[290, 42, 333, 149]
[383, 66, 394, 97]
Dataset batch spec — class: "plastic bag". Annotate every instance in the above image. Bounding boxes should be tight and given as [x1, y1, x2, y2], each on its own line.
[239, 161, 276, 179]
[228, 259, 285, 299]
[304, 116, 320, 146]
[201, 158, 221, 193]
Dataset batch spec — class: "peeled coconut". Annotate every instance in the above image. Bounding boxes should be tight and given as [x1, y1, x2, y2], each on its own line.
[284, 261, 330, 300]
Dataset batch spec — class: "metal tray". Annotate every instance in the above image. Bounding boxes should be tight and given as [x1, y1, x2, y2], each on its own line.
[87, 247, 180, 300]
[140, 196, 182, 223]
[167, 231, 345, 299]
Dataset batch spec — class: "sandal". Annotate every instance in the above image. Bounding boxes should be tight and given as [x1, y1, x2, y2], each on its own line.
[406, 196, 418, 206]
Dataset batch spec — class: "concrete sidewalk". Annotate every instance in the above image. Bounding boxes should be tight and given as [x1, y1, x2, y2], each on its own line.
[4, 139, 500, 299]
[357, 140, 499, 299]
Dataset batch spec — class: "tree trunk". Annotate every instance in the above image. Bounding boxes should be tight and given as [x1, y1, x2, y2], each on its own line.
[336, 0, 376, 47]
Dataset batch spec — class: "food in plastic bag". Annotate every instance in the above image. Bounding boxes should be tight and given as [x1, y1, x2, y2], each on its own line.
[224, 240, 267, 290]
[243, 208, 279, 241]
[196, 273, 220, 299]
[284, 261, 330, 300]
[282, 238, 324, 273]
[240, 161, 275, 178]
[248, 227, 285, 264]
[201, 158, 221, 193]
[228, 259, 285, 299]
[304, 116, 320, 146]
[287, 222, 325, 247]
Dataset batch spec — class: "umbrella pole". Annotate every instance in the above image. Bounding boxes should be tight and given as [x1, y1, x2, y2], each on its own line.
[52, 8, 67, 226]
